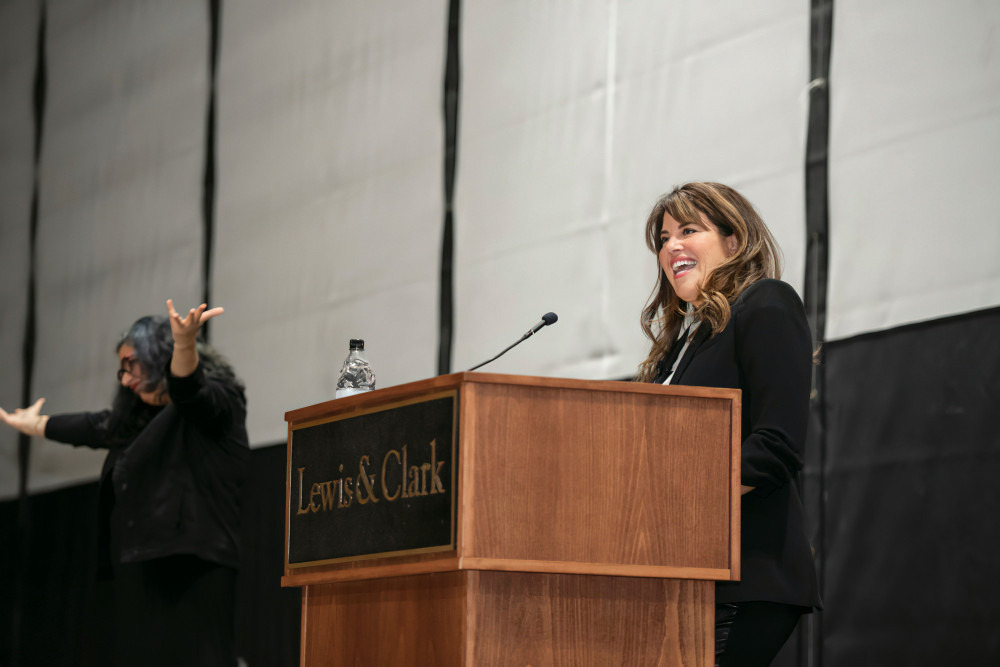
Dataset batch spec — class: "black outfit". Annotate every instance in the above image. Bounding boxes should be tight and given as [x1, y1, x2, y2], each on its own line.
[46, 360, 249, 666]
[714, 601, 805, 666]
[652, 279, 821, 664]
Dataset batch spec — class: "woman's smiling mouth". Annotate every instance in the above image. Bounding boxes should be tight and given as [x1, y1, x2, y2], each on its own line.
[671, 257, 698, 277]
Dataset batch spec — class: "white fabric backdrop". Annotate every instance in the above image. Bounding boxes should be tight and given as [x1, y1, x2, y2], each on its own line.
[0, 0, 38, 500]
[827, 0, 1000, 340]
[213, 0, 447, 445]
[28, 0, 207, 492]
[6, 0, 998, 490]
[454, 0, 810, 379]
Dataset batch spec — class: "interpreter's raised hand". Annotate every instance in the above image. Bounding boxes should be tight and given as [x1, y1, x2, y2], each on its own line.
[0, 397, 49, 438]
[167, 299, 224, 378]
[166, 299, 224, 347]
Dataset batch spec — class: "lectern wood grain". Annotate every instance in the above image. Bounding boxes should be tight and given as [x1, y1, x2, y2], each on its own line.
[285, 373, 739, 666]
[303, 572, 465, 666]
[468, 572, 713, 666]
[302, 571, 713, 666]
[460, 381, 731, 571]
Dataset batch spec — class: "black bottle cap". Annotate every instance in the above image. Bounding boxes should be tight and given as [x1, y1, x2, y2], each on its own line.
[349, 339, 365, 350]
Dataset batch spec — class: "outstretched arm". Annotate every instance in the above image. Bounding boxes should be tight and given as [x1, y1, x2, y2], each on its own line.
[0, 398, 49, 438]
[167, 299, 224, 378]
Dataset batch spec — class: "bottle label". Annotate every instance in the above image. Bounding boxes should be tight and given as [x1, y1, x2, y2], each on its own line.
[335, 387, 370, 399]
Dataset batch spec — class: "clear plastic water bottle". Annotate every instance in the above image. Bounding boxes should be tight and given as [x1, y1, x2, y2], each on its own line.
[336, 339, 376, 398]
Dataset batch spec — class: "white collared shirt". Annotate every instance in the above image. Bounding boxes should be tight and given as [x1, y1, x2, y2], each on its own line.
[662, 305, 699, 385]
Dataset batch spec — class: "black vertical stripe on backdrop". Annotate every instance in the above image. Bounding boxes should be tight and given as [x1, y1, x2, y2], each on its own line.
[438, 0, 460, 375]
[12, 4, 47, 666]
[805, 2, 832, 346]
[796, 1, 833, 666]
[200, 0, 221, 343]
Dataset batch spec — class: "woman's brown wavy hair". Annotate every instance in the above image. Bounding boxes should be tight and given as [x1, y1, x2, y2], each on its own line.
[636, 182, 782, 382]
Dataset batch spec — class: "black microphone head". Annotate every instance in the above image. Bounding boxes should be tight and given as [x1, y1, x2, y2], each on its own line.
[541, 312, 558, 325]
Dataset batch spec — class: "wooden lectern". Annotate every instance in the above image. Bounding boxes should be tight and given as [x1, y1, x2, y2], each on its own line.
[283, 373, 740, 666]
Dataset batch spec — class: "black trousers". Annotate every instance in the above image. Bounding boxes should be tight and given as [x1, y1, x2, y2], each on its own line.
[715, 601, 805, 667]
[112, 555, 237, 667]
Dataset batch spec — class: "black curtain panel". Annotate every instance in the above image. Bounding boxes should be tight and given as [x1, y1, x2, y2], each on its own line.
[1, 445, 301, 666]
[234, 444, 302, 667]
[820, 307, 1000, 664]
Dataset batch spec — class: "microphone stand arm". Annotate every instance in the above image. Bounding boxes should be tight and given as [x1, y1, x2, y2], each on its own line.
[466, 333, 530, 372]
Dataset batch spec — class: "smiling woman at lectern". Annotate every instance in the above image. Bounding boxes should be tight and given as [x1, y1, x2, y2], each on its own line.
[636, 182, 821, 666]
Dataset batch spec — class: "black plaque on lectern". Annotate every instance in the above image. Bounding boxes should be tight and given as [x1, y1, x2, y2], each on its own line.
[287, 392, 457, 566]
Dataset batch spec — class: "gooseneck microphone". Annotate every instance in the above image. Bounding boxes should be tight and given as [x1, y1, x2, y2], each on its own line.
[467, 312, 559, 372]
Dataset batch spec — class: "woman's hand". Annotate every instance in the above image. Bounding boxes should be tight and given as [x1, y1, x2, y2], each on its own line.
[0, 398, 49, 437]
[167, 299, 224, 377]
[167, 299, 224, 346]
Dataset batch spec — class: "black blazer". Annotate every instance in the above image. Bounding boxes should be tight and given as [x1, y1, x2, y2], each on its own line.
[46, 361, 249, 577]
[654, 279, 821, 608]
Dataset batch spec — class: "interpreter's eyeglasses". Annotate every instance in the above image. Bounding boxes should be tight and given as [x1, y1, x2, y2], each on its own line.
[117, 356, 141, 381]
